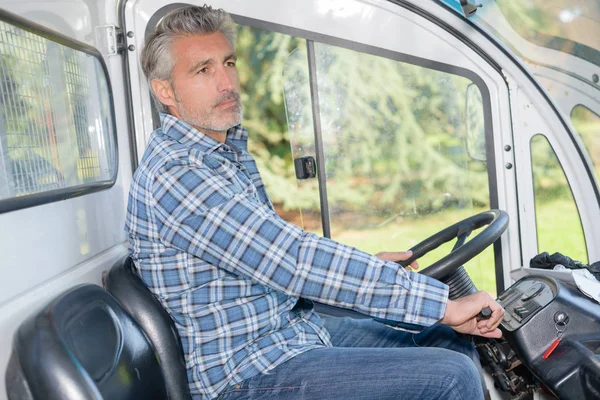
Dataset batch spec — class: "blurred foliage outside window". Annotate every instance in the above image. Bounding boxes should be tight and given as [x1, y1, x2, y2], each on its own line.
[283, 43, 491, 232]
[530, 134, 587, 263]
[236, 26, 311, 224]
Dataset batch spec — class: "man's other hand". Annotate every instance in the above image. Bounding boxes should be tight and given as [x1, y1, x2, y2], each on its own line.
[440, 291, 505, 338]
[375, 250, 419, 270]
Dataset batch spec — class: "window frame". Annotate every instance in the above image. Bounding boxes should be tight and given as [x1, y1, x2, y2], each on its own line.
[0, 8, 119, 214]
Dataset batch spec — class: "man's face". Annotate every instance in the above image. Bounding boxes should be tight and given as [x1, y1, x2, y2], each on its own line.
[157, 32, 242, 134]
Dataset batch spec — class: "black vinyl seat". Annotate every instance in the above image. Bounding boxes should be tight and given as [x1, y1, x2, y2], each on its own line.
[104, 256, 191, 400]
[5, 284, 168, 400]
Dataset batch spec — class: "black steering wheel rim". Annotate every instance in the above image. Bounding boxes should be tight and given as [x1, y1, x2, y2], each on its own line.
[399, 210, 509, 280]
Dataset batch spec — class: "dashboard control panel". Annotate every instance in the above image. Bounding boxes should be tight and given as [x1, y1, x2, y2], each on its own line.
[497, 277, 557, 331]
[495, 275, 600, 399]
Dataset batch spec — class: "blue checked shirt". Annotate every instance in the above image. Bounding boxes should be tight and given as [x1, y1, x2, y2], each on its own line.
[125, 113, 450, 399]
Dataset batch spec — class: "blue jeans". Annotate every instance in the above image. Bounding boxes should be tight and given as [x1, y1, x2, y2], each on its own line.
[216, 317, 484, 400]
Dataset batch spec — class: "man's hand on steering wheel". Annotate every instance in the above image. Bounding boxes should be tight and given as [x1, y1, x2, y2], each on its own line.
[441, 291, 505, 338]
[375, 250, 419, 270]
[374, 211, 509, 339]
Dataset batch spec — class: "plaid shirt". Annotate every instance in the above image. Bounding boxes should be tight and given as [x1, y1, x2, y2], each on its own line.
[125, 113, 449, 399]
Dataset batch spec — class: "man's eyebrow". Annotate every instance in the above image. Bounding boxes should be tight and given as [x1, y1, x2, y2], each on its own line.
[188, 57, 212, 73]
[188, 54, 237, 74]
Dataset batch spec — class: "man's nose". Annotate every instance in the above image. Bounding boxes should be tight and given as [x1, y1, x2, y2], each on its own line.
[216, 67, 234, 92]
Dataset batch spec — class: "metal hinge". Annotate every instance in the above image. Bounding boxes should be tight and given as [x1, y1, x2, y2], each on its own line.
[95, 25, 126, 56]
[459, 0, 482, 18]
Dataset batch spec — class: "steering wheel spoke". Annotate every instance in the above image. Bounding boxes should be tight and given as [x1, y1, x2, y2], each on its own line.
[399, 210, 509, 286]
[453, 231, 470, 252]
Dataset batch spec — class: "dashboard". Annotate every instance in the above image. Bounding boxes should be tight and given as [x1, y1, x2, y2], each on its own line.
[498, 277, 556, 331]
[494, 275, 600, 399]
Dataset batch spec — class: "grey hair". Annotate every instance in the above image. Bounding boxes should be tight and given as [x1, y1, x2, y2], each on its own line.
[140, 5, 237, 113]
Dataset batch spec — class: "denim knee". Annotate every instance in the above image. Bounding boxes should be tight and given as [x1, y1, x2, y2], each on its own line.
[442, 352, 484, 400]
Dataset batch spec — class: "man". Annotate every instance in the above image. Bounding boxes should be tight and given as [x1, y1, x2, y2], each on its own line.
[126, 5, 504, 400]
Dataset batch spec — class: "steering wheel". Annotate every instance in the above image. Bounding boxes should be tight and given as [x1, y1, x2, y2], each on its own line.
[398, 209, 509, 302]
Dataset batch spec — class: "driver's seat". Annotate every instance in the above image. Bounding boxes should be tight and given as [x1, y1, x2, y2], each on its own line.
[104, 256, 191, 400]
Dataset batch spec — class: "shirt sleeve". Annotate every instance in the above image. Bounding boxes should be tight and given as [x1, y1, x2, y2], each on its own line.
[151, 162, 449, 328]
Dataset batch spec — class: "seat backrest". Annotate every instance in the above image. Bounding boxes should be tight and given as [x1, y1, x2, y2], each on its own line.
[104, 256, 191, 400]
[5, 284, 168, 400]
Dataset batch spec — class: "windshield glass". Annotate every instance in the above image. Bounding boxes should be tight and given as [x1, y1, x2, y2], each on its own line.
[495, 0, 600, 55]
[440, 0, 600, 73]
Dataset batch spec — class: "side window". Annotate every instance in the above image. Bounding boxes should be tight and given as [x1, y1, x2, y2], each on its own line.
[0, 19, 117, 211]
[235, 24, 496, 294]
[284, 43, 495, 294]
[571, 105, 600, 184]
[530, 134, 587, 262]
[236, 25, 323, 232]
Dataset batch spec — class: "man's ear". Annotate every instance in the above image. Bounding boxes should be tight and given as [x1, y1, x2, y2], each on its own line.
[151, 79, 177, 111]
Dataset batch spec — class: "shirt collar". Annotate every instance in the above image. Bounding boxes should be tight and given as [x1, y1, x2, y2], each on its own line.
[159, 113, 248, 153]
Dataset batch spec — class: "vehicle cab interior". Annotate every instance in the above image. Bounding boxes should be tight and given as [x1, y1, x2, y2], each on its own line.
[1, 1, 600, 399]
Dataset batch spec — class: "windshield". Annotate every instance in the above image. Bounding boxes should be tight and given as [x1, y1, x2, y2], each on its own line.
[495, 0, 600, 55]
[440, 0, 600, 77]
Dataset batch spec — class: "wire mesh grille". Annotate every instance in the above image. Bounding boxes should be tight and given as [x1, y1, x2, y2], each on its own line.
[0, 20, 116, 200]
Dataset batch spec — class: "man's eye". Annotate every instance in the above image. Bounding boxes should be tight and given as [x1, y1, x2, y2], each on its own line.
[226, 61, 236, 67]
[198, 67, 209, 74]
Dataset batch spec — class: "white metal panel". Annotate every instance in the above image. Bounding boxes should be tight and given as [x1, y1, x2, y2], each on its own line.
[0, 184, 127, 304]
[0, 244, 128, 399]
[2, 0, 102, 47]
[510, 75, 600, 265]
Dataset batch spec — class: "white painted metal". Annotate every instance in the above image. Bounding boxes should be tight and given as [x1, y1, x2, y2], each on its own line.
[511, 78, 600, 265]
[0, 245, 127, 399]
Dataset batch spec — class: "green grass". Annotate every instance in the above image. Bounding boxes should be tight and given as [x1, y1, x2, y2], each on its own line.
[328, 199, 588, 298]
[534, 199, 588, 263]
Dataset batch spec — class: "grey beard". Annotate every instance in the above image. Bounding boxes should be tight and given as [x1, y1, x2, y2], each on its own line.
[175, 91, 243, 133]
[179, 102, 242, 133]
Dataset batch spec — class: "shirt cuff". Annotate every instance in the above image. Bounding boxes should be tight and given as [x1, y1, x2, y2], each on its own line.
[401, 271, 449, 327]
